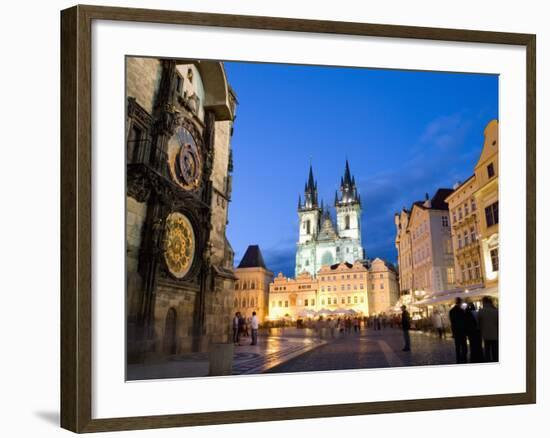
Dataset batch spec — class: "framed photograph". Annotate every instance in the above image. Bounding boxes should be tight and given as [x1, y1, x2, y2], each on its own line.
[60, 4, 536, 433]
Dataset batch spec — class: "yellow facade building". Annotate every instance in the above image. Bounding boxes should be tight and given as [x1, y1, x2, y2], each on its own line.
[446, 176, 484, 288]
[474, 120, 499, 288]
[233, 245, 273, 322]
[267, 259, 398, 320]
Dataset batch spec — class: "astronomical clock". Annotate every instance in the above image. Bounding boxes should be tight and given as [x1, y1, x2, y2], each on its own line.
[163, 212, 196, 279]
[169, 125, 202, 191]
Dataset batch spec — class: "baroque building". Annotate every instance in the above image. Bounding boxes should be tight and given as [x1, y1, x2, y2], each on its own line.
[296, 161, 364, 277]
[394, 189, 455, 299]
[233, 245, 274, 323]
[268, 259, 398, 319]
[126, 58, 237, 362]
[473, 120, 499, 289]
[445, 176, 484, 288]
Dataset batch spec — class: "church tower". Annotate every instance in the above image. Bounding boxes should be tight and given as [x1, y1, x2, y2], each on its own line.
[296, 165, 321, 276]
[297, 165, 321, 244]
[335, 160, 364, 261]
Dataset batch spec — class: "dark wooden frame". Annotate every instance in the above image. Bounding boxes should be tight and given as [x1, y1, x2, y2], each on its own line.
[61, 4, 536, 433]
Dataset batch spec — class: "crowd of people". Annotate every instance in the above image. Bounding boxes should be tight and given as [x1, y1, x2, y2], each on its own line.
[232, 311, 259, 346]
[399, 296, 499, 363]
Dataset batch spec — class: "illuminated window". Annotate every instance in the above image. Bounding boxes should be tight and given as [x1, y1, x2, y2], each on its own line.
[447, 267, 455, 284]
[490, 248, 499, 272]
[485, 202, 499, 227]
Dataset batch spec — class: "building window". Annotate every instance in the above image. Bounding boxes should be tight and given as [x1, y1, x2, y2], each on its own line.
[359, 284, 364, 290]
[278, 301, 282, 307]
[474, 260, 481, 279]
[328, 297, 332, 305]
[321, 299, 325, 305]
[485, 202, 499, 227]
[464, 202, 469, 215]
[345, 215, 350, 230]
[452, 211, 457, 223]
[284, 301, 289, 308]
[461, 265, 466, 281]
[442, 215, 449, 227]
[251, 282, 255, 289]
[341, 297, 345, 304]
[305, 260, 309, 266]
[471, 198, 477, 211]
[467, 262, 473, 280]
[380, 283, 384, 289]
[464, 233, 470, 246]
[490, 248, 499, 272]
[235, 282, 239, 290]
[446, 239, 452, 254]
[305, 219, 311, 235]
[354, 296, 358, 304]
[487, 162, 495, 178]
[447, 267, 455, 284]
[311, 299, 315, 306]
[458, 233, 463, 249]
[458, 207, 463, 220]
[347, 296, 351, 304]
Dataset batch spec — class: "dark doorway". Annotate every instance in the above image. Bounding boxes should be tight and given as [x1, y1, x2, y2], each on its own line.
[163, 307, 177, 355]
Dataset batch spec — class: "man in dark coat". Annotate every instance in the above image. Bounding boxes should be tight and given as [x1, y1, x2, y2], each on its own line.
[401, 305, 411, 351]
[449, 297, 468, 363]
[478, 296, 499, 362]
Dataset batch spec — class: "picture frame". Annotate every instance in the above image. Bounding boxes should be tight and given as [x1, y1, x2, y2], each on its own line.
[60, 4, 536, 433]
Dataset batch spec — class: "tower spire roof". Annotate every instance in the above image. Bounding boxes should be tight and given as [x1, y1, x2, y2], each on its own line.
[301, 164, 319, 210]
[338, 159, 360, 206]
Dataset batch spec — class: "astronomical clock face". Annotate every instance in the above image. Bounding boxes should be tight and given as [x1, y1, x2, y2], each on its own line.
[163, 212, 196, 279]
[170, 126, 202, 190]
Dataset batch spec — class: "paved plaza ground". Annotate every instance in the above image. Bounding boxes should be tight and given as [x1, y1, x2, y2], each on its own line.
[267, 327, 456, 374]
[127, 326, 457, 380]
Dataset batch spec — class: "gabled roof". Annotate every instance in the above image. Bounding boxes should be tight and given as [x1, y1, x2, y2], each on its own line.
[430, 188, 454, 210]
[237, 245, 267, 269]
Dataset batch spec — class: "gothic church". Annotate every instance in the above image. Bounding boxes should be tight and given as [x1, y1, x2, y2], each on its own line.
[296, 161, 365, 277]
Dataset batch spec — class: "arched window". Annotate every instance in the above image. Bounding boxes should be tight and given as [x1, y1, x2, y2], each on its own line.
[242, 298, 247, 308]
[345, 215, 350, 230]
[305, 219, 311, 235]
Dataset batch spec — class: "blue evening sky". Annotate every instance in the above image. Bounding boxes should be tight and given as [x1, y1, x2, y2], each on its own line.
[223, 61, 498, 277]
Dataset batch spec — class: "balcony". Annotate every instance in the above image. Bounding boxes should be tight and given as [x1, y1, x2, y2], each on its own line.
[127, 138, 170, 179]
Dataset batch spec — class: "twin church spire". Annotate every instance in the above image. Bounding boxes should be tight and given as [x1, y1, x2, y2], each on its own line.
[298, 160, 361, 212]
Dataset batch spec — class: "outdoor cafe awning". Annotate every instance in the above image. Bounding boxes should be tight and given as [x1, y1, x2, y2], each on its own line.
[412, 286, 499, 307]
